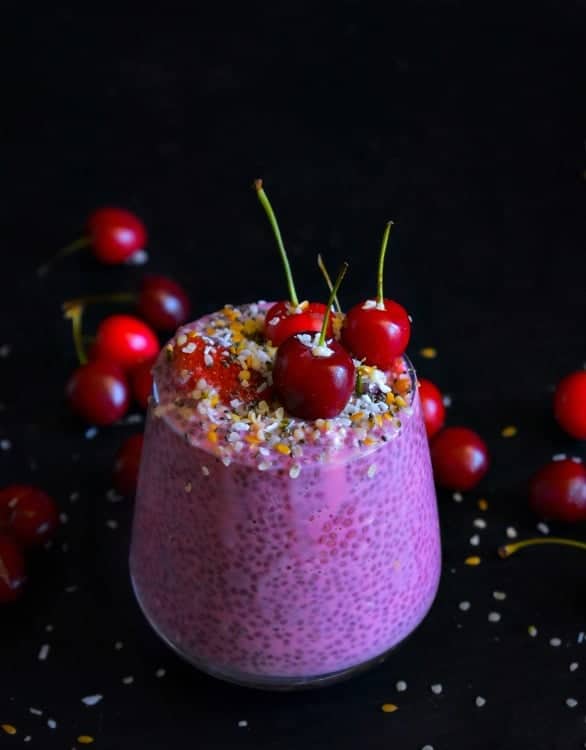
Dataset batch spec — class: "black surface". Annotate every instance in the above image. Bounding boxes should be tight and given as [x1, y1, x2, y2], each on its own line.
[1, 3, 585, 749]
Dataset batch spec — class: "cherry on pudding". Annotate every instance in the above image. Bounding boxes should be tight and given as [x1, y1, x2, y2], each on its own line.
[254, 179, 332, 345]
[342, 221, 411, 368]
[273, 263, 355, 420]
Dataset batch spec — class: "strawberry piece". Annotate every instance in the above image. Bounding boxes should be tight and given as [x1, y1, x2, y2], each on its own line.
[171, 335, 267, 405]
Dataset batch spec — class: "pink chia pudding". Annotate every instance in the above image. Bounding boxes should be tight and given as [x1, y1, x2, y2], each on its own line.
[129, 301, 441, 688]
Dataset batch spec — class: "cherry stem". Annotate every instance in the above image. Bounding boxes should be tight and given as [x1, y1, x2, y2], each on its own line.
[37, 236, 90, 277]
[62, 292, 136, 315]
[63, 303, 88, 365]
[318, 262, 348, 347]
[253, 179, 299, 307]
[376, 221, 394, 307]
[317, 254, 342, 313]
[498, 537, 586, 559]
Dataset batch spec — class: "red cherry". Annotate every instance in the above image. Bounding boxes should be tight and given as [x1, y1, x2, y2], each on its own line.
[4, 486, 59, 548]
[273, 335, 355, 419]
[418, 379, 446, 439]
[0, 485, 29, 531]
[172, 334, 266, 405]
[129, 357, 155, 410]
[113, 434, 144, 496]
[430, 427, 490, 491]
[342, 299, 411, 369]
[137, 275, 191, 332]
[554, 371, 586, 440]
[66, 360, 130, 425]
[264, 301, 333, 346]
[0, 536, 26, 604]
[92, 315, 159, 372]
[528, 459, 586, 522]
[341, 222, 411, 368]
[86, 207, 147, 264]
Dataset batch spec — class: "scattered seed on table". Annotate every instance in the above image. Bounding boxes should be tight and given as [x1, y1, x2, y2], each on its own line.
[0, 439, 12, 451]
[506, 527, 518, 539]
[114, 641, 124, 650]
[155, 668, 166, 678]
[475, 696, 486, 708]
[477, 498, 489, 511]
[452, 492, 463, 503]
[528, 626, 538, 637]
[47, 719, 57, 729]
[420, 347, 437, 359]
[1, 725, 17, 735]
[550, 637, 562, 647]
[488, 612, 501, 623]
[69, 491, 80, 503]
[85, 427, 98, 440]
[570, 456, 583, 464]
[381, 703, 399, 713]
[570, 662, 579, 672]
[465, 556, 481, 566]
[421, 745, 435, 750]
[29, 708, 42, 716]
[106, 520, 119, 530]
[238, 720, 249, 727]
[45, 624, 54, 632]
[24, 736, 31, 743]
[59, 512, 69, 524]
[122, 676, 134, 685]
[537, 522, 550, 535]
[566, 698, 578, 708]
[493, 591, 506, 601]
[443, 394, 452, 407]
[552, 453, 567, 461]
[430, 683, 443, 695]
[396, 680, 407, 692]
[106, 489, 123, 503]
[578, 632, 585, 644]
[501, 426, 518, 438]
[473, 519, 487, 529]
[78, 736, 95, 745]
[81, 695, 103, 707]
[459, 601, 471, 612]
[470, 535, 480, 546]
[38, 644, 50, 661]
[65, 585, 79, 593]
[0, 344, 11, 357]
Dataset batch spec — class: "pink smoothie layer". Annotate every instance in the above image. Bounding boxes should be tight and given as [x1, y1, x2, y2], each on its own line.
[130, 303, 441, 679]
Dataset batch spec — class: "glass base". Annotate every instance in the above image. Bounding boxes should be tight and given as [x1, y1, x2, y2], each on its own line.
[131, 575, 419, 691]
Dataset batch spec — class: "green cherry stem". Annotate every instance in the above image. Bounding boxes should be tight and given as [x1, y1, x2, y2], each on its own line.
[63, 303, 88, 365]
[317, 254, 342, 313]
[376, 220, 394, 307]
[498, 537, 586, 559]
[37, 236, 91, 277]
[253, 179, 299, 307]
[62, 293, 136, 315]
[318, 262, 348, 347]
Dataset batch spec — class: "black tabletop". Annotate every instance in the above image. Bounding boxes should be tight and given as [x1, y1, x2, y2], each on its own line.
[1, 3, 585, 749]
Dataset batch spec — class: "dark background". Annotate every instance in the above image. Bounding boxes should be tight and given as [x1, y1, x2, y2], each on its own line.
[1, 2, 585, 748]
